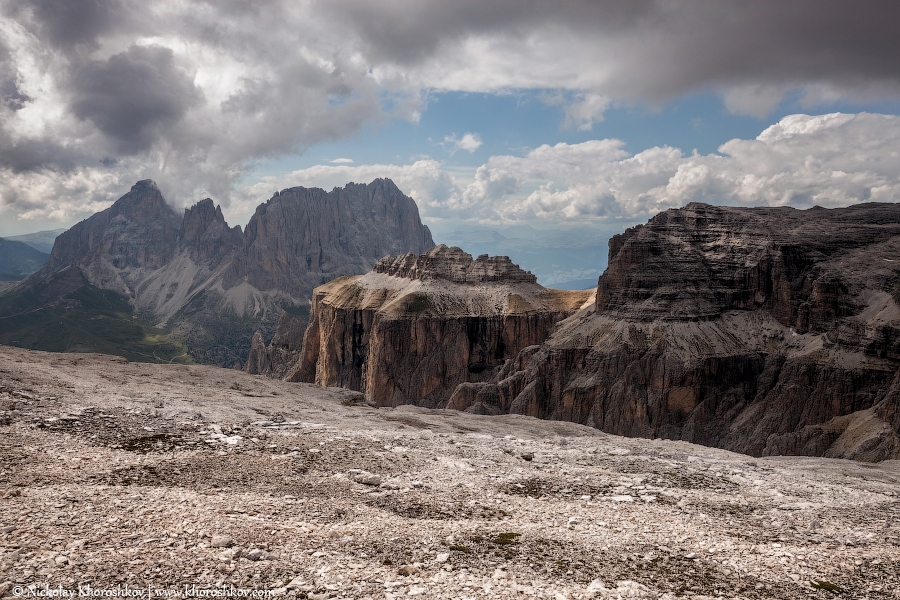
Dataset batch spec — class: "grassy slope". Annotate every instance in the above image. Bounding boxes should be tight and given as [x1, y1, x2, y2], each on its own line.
[0, 268, 192, 364]
[0, 238, 50, 277]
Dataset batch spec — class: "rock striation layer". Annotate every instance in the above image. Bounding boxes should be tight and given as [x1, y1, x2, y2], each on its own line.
[292, 245, 590, 408]
[6, 178, 433, 366]
[475, 202, 900, 460]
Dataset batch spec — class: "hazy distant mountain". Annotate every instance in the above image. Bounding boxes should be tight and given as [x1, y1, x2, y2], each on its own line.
[4, 229, 67, 254]
[1, 179, 434, 366]
[0, 237, 49, 280]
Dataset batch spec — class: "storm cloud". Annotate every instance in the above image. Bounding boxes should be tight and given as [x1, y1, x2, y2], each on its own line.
[0, 0, 899, 229]
[71, 45, 201, 154]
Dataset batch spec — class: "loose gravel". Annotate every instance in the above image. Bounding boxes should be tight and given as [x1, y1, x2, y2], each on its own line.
[1, 346, 898, 599]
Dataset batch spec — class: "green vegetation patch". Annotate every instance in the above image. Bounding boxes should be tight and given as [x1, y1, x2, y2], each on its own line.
[0, 268, 191, 363]
[404, 292, 431, 314]
[491, 532, 521, 545]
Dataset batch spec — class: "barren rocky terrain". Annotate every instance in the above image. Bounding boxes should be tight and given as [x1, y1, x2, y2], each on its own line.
[1, 345, 899, 599]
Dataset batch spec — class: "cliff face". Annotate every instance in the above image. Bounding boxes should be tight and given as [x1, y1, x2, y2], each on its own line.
[244, 311, 307, 378]
[291, 245, 590, 408]
[485, 202, 900, 461]
[17, 178, 433, 366]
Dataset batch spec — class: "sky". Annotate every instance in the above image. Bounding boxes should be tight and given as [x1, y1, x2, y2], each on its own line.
[1, 0, 900, 238]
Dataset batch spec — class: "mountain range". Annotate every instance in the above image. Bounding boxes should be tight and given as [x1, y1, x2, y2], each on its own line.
[0, 179, 433, 366]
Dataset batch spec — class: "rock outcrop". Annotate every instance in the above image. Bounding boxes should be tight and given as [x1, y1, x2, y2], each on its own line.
[476, 202, 900, 461]
[10, 178, 433, 366]
[291, 245, 591, 408]
[244, 311, 307, 378]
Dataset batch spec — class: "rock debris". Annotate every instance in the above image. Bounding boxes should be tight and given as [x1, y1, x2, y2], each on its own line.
[0, 346, 898, 599]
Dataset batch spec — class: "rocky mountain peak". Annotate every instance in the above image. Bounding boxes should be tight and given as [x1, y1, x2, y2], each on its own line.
[18, 177, 436, 367]
[372, 245, 537, 284]
[45, 178, 181, 277]
[228, 178, 435, 296]
[179, 198, 242, 264]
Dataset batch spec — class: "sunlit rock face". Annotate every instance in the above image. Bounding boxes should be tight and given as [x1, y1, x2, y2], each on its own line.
[291, 245, 591, 408]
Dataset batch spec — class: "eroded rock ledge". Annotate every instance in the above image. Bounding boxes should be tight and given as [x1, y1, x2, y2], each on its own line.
[289, 246, 590, 408]
[373, 244, 537, 283]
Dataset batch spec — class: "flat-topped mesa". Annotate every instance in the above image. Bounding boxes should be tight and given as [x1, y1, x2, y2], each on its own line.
[290, 248, 590, 408]
[373, 245, 537, 284]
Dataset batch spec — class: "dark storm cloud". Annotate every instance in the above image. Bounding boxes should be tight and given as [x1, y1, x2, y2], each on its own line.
[18, 0, 144, 51]
[2, 0, 900, 227]
[70, 45, 201, 154]
[316, 0, 654, 64]
[0, 39, 30, 111]
[318, 0, 900, 101]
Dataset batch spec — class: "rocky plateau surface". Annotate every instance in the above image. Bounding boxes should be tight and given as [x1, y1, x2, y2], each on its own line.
[292, 246, 591, 408]
[0, 345, 898, 599]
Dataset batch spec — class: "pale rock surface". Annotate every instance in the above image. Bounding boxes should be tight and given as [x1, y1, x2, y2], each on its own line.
[0, 345, 897, 599]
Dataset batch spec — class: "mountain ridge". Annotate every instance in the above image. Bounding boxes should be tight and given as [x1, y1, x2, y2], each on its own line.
[2, 178, 434, 365]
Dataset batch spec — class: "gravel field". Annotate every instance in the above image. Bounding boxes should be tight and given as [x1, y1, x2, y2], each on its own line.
[1, 346, 898, 599]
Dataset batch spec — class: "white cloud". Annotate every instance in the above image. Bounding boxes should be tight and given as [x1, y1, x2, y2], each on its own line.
[563, 93, 611, 130]
[444, 132, 483, 153]
[721, 85, 788, 118]
[255, 113, 900, 227]
[330, 158, 354, 164]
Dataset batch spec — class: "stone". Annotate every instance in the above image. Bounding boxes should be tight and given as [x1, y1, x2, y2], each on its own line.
[245, 549, 271, 561]
[352, 473, 382, 486]
[210, 535, 233, 548]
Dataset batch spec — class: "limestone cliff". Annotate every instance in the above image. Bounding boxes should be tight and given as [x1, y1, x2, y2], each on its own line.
[291, 245, 590, 408]
[480, 202, 900, 461]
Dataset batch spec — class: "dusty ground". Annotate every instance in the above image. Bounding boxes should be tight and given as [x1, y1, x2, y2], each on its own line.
[0, 346, 898, 600]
